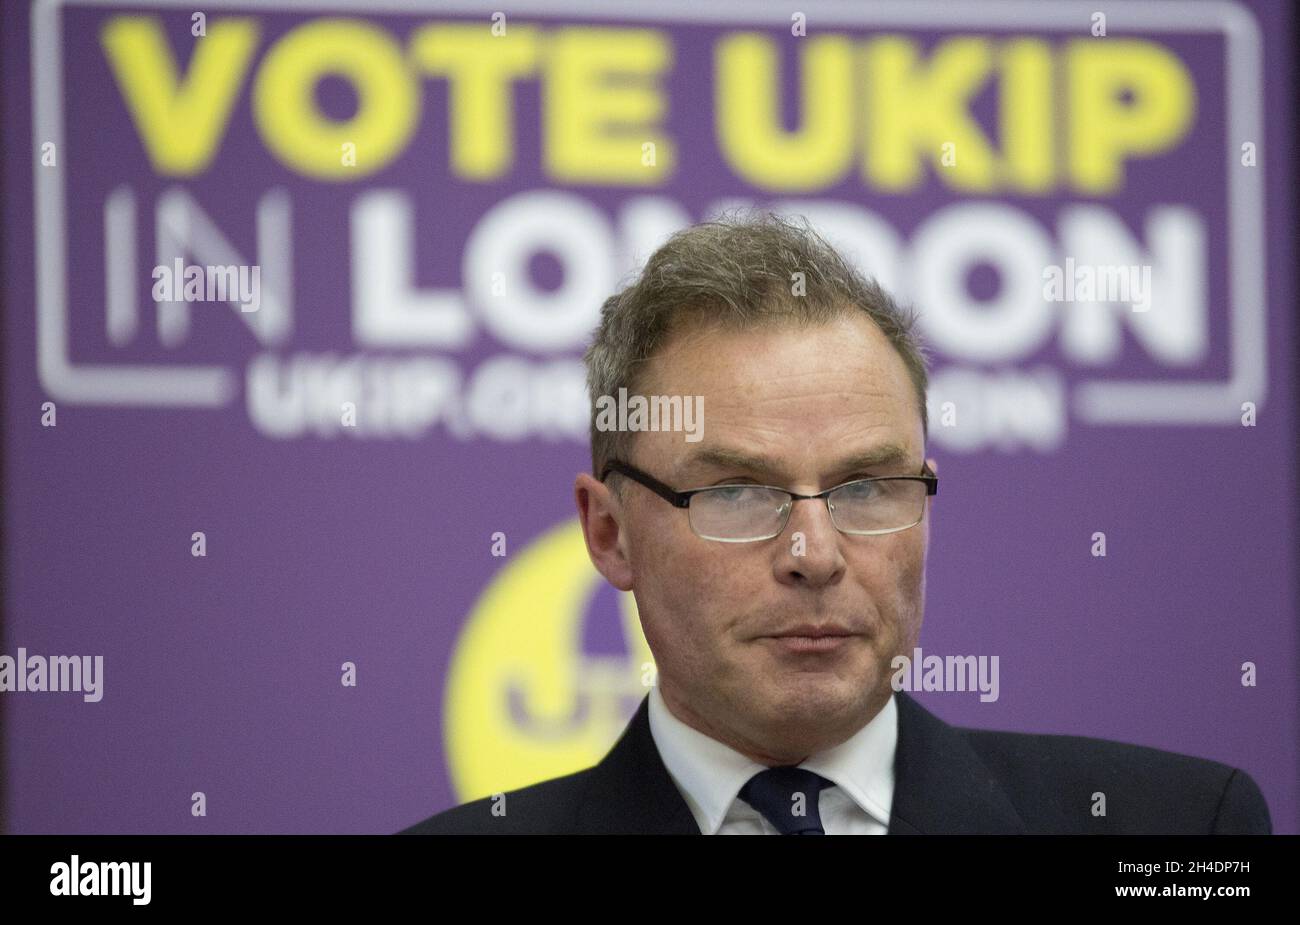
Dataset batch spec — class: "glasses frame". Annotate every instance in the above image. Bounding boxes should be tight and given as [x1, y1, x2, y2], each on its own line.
[599, 458, 938, 542]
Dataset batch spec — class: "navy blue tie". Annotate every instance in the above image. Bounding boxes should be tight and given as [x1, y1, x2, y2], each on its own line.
[737, 766, 833, 834]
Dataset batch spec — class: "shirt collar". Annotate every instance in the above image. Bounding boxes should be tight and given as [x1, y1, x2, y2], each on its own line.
[647, 682, 898, 834]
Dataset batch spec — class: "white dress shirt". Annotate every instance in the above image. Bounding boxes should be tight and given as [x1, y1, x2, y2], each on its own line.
[647, 682, 897, 834]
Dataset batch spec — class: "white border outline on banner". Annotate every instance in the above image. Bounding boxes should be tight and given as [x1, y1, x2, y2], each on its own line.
[31, 0, 1268, 422]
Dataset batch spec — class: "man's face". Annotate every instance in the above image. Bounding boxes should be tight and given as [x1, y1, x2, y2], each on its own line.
[577, 312, 933, 765]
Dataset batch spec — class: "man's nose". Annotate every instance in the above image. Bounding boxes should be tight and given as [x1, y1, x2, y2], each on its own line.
[775, 495, 846, 586]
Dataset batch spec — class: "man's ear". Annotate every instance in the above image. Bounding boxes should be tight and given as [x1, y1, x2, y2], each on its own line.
[575, 473, 634, 591]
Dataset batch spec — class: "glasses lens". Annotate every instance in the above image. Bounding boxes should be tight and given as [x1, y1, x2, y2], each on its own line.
[827, 479, 927, 534]
[688, 485, 790, 541]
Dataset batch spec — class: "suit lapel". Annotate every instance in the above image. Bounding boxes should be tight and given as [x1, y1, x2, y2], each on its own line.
[574, 693, 702, 834]
[574, 689, 1027, 834]
[888, 691, 1027, 834]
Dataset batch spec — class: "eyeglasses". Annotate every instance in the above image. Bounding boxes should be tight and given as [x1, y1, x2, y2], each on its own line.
[599, 459, 938, 543]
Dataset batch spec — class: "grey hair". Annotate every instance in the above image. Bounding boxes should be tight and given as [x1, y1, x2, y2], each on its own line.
[583, 209, 931, 480]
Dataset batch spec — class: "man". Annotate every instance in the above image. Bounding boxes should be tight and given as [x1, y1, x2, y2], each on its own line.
[401, 213, 1271, 835]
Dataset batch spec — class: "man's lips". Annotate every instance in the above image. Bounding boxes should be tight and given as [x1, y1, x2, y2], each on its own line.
[763, 635, 856, 654]
[754, 624, 862, 654]
[761, 624, 857, 639]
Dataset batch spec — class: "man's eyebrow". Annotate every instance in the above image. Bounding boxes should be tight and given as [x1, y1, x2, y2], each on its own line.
[679, 443, 915, 481]
[832, 444, 914, 474]
[679, 447, 785, 479]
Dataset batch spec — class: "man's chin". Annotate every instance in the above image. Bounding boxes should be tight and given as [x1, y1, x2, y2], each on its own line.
[755, 674, 876, 723]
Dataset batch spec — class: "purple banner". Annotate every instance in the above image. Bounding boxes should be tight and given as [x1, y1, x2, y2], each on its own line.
[2, 0, 1296, 833]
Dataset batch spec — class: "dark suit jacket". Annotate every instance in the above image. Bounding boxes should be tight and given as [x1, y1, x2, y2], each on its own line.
[398, 690, 1272, 834]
